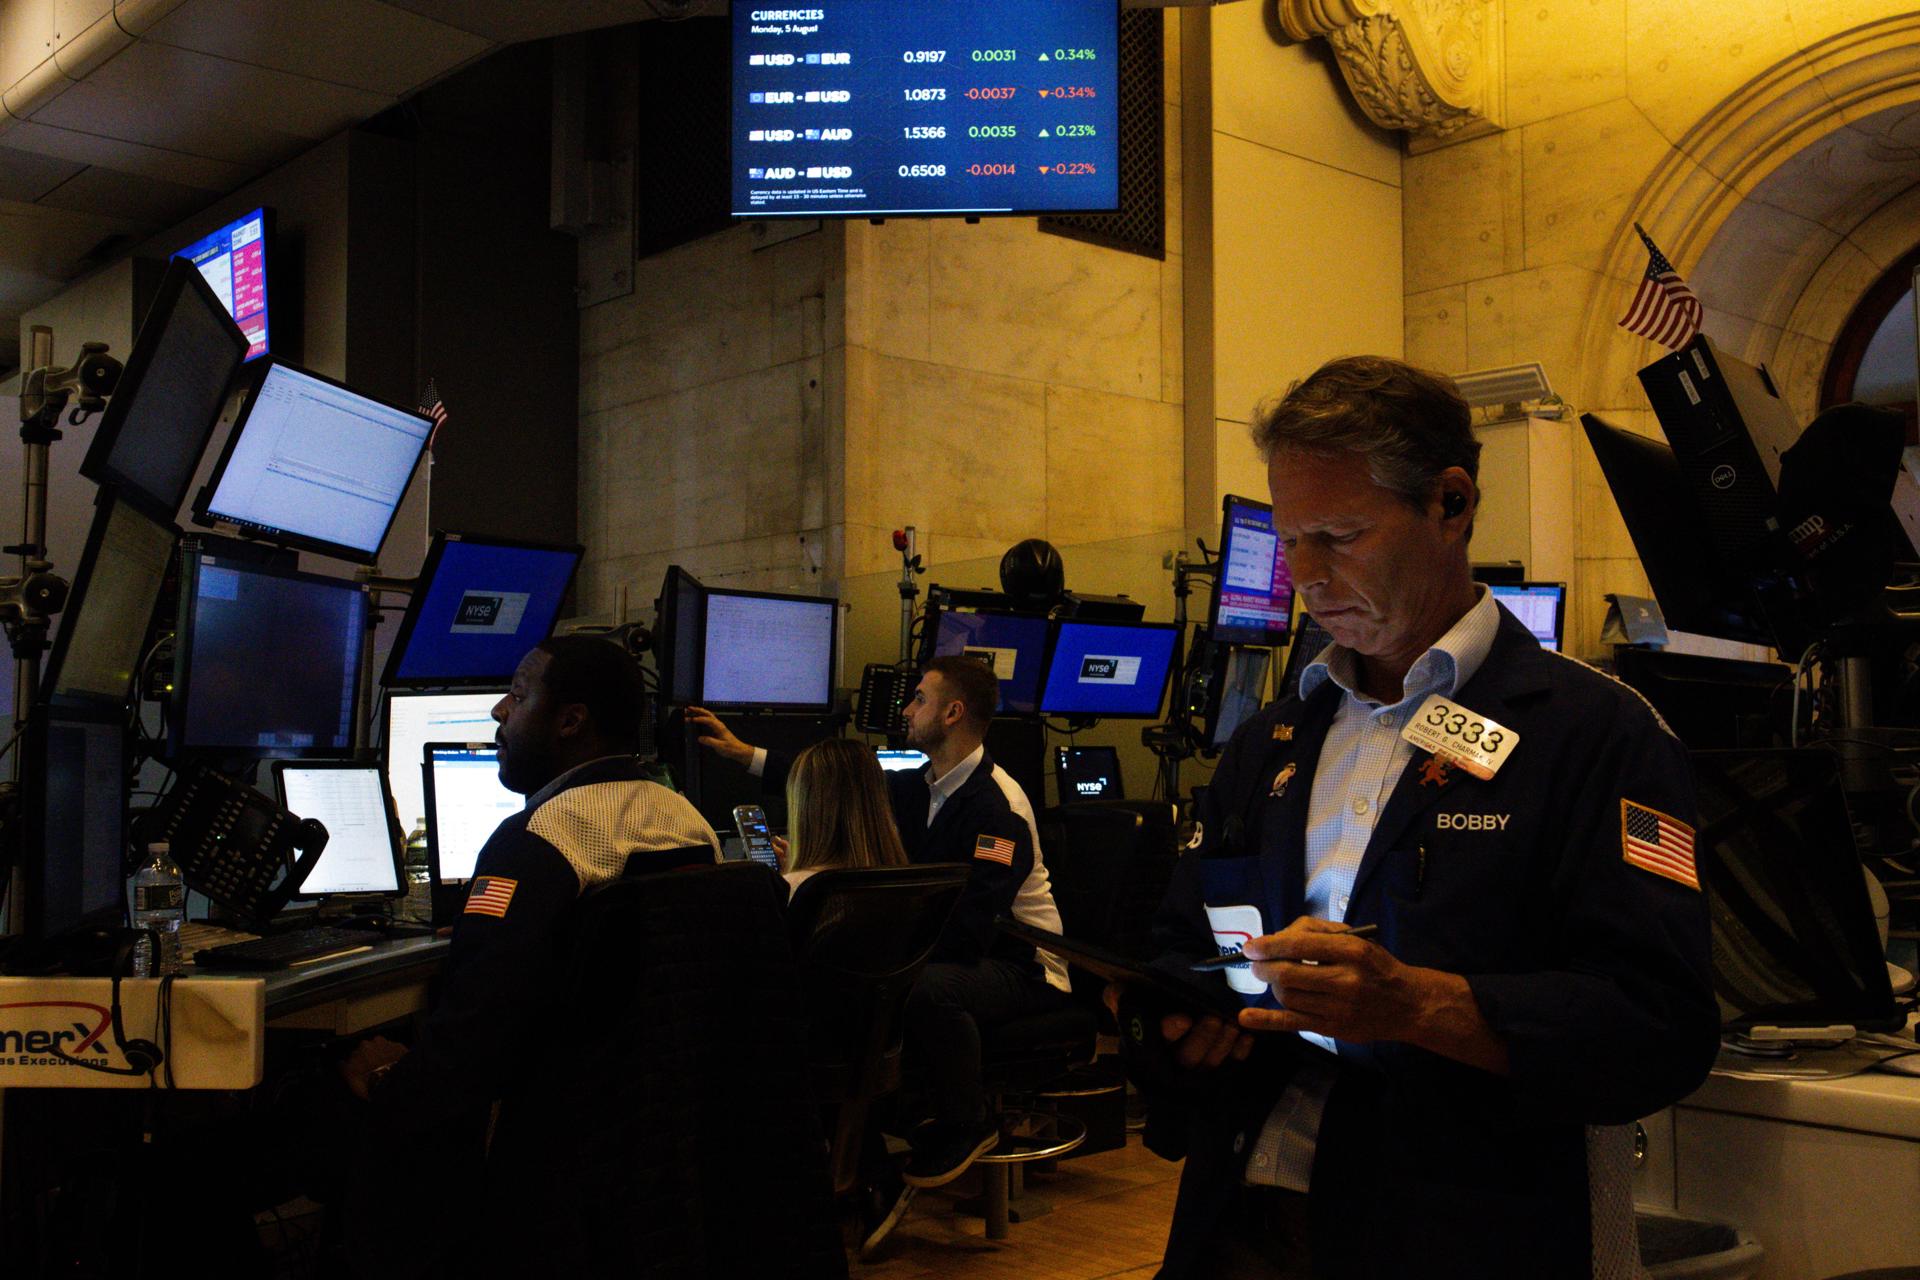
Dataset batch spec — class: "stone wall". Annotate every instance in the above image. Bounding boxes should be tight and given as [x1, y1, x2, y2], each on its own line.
[1399, 1, 1920, 656]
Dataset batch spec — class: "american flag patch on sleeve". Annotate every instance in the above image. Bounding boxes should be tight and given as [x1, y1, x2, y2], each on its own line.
[1621, 800, 1697, 890]
[464, 876, 518, 917]
[974, 835, 1016, 866]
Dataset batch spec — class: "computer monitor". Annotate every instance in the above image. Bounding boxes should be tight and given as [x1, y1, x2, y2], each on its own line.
[1208, 646, 1272, 748]
[194, 360, 433, 564]
[654, 565, 707, 706]
[1054, 745, 1123, 805]
[170, 542, 367, 757]
[383, 690, 503, 835]
[79, 257, 249, 519]
[20, 704, 127, 939]
[271, 762, 405, 898]
[42, 487, 175, 708]
[700, 588, 837, 710]
[875, 748, 928, 773]
[175, 207, 272, 360]
[1210, 495, 1293, 647]
[930, 608, 1049, 714]
[1582, 414, 1775, 648]
[1690, 748, 1900, 1034]
[382, 534, 583, 688]
[422, 743, 522, 884]
[1489, 582, 1566, 651]
[1036, 620, 1181, 719]
[1278, 612, 1334, 704]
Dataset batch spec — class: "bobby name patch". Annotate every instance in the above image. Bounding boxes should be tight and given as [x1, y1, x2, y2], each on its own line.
[974, 835, 1016, 866]
[1621, 800, 1697, 890]
[465, 876, 519, 917]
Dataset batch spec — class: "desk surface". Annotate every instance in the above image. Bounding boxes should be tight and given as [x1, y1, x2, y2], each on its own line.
[1688, 1048, 1920, 1141]
[260, 936, 448, 1019]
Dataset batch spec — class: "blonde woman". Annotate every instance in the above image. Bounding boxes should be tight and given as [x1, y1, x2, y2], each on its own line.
[781, 738, 908, 890]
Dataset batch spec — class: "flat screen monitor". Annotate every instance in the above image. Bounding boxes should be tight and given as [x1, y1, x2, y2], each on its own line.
[654, 564, 707, 706]
[1690, 748, 1900, 1033]
[1054, 745, 1122, 804]
[176, 207, 271, 360]
[1489, 582, 1566, 651]
[1278, 611, 1333, 704]
[731, 0, 1121, 219]
[1210, 495, 1293, 647]
[272, 763, 404, 898]
[43, 488, 175, 708]
[195, 360, 432, 564]
[931, 608, 1049, 714]
[79, 257, 249, 519]
[383, 690, 502, 835]
[23, 705, 126, 938]
[171, 543, 366, 757]
[382, 534, 583, 688]
[876, 748, 929, 773]
[1582, 414, 1774, 648]
[1037, 619, 1180, 719]
[1208, 646, 1272, 748]
[422, 743, 523, 883]
[700, 588, 837, 710]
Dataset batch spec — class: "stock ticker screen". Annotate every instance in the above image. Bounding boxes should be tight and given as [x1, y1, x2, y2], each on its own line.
[732, 1, 1121, 217]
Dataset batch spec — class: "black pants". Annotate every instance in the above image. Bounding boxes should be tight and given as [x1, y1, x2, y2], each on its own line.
[904, 959, 1061, 1127]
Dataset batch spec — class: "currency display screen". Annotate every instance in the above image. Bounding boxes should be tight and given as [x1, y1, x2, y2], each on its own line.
[732, 0, 1120, 217]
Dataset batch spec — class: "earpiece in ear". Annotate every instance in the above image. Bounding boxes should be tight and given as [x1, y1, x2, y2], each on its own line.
[1442, 491, 1466, 517]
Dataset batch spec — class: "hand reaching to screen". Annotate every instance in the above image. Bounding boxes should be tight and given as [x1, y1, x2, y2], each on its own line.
[685, 706, 755, 767]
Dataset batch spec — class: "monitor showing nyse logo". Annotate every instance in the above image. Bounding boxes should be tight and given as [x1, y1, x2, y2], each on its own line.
[1079, 654, 1141, 685]
[450, 590, 530, 635]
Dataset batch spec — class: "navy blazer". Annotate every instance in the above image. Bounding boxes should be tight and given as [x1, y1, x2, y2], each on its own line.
[1149, 611, 1719, 1278]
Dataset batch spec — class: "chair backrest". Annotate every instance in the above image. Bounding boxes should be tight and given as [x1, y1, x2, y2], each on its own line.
[485, 862, 847, 1278]
[786, 864, 969, 1096]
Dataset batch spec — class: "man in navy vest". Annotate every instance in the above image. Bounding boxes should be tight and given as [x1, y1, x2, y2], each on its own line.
[1142, 356, 1718, 1279]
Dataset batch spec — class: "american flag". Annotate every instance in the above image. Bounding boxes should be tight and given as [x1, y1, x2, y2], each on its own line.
[464, 875, 517, 917]
[1618, 223, 1703, 350]
[1621, 800, 1697, 890]
[419, 377, 449, 451]
[974, 834, 1016, 866]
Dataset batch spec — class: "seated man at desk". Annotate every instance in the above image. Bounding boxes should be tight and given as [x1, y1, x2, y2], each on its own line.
[341, 635, 720, 1118]
[689, 655, 1070, 1191]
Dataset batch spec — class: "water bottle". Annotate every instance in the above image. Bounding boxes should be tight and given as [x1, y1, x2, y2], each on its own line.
[130, 843, 186, 976]
[403, 819, 433, 922]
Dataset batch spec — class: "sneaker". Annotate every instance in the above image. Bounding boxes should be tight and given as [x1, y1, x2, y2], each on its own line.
[901, 1121, 999, 1189]
[859, 1177, 915, 1260]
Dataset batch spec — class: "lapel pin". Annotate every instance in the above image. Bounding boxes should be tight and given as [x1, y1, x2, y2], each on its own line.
[1270, 762, 1297, 798]
[1418, 755, 1454, 789]
[1272, 723, 1295, 742]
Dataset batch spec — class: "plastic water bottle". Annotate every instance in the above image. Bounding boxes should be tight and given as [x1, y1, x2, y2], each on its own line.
[130, 842, 186, 976]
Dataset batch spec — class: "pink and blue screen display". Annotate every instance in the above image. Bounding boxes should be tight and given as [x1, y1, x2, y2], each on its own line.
[177, 208, 269, 360]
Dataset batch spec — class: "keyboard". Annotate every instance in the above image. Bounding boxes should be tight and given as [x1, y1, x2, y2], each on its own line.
[194, 925, 385, 971]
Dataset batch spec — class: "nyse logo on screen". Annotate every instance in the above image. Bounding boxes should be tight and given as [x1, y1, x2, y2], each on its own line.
[1078, 655, 1141, 686]
[450, 590, 531, 636]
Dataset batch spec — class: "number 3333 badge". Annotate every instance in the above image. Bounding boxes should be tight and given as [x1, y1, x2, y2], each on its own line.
[1399, 694, 1519, 780]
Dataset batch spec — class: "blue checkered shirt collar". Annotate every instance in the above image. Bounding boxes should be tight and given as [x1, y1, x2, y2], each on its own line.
[1299, 586, 1501, 709]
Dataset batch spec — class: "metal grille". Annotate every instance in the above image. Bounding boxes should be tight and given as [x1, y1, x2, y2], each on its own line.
[636, 17, 732, 258]
[1039, 10, 1165, 260]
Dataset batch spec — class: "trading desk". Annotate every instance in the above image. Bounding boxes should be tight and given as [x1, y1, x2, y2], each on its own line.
[263, 935, 449, 1036]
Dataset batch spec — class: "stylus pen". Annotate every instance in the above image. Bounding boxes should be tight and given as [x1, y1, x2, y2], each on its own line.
[1190, 923, 1379, 970]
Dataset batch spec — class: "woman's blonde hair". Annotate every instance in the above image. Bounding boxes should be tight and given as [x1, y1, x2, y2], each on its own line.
[785, 738, 910, 873]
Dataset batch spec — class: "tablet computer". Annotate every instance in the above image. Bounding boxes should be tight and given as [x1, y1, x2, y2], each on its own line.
[996, 917, 1245, 1019]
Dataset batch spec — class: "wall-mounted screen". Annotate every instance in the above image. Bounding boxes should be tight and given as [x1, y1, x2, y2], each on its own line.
[731, 0, 1120, 218]
[176, 207, 271, 360]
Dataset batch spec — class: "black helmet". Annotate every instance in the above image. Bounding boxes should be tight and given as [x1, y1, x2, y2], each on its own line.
[999, 539, 1065, 612]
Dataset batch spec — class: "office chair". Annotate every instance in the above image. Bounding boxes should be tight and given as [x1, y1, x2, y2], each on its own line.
[482, 862, 847, 1278]
[785, 864, 970, 1198]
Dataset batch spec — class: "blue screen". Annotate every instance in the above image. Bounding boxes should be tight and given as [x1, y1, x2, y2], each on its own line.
[933, 610, 1047, 713]
[1213, 497, 1293, 645]
[176, 208, 269, 360]
[1490, 583, 1565, 650]
[732, 0, 1120, 217]
[1038, 621, 1179, 718]
[391, 541, 581, 684]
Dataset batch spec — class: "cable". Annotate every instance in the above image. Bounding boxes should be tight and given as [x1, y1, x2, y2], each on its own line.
[0, 722, 27, 768]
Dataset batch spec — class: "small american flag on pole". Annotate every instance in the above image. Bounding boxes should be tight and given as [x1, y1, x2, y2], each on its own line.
[419, 377, 449, 451]
[1620, 800, 1698, 890]
[1618, 223, 1703, 350]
